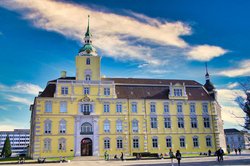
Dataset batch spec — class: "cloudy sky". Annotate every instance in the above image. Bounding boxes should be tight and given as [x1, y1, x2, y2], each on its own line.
[0, 0, 249, 131]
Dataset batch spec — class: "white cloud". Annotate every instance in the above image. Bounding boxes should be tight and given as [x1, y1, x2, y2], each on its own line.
[217, 89, 246, 127]
[5, 95, 32, 105]
[0, 0, 227, 67]
[227, 82, 239, 89]
[218, 60, 250, 77]
[0, 82, 43, 95]
[187, 45, 228, 61]
[0, 119, 28, 131]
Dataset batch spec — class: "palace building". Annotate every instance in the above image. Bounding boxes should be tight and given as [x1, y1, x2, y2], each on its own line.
[29, 17, 226, 159]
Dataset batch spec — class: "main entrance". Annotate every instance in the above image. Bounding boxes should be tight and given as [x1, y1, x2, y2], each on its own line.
[81, 138, 92, 156]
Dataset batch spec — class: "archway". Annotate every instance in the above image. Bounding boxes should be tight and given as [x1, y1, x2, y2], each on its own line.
[81, 138, 92, 156]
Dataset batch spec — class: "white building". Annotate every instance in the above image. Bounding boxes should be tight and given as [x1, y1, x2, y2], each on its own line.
[224, 128, 250, 150]
[0, 129, 30, 157]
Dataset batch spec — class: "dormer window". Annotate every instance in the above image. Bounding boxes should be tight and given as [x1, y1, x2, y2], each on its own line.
[86, 58, 90, 65]
[174, 89, 182, 96]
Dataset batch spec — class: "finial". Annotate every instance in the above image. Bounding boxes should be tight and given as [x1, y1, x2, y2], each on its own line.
[85, 15, 91, 37]
[205, 62, 208, 74]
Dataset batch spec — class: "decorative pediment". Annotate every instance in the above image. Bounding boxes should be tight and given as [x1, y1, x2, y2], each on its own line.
[79, 95, 93, 102]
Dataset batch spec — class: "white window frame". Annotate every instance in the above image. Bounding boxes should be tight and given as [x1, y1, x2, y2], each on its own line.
[178, 117, 184, 128]
[132, 120, 139, 132]
[44, 120, 52, 134]
[206, 136, 212, 147]
[43, 138, 51, 151]
[58, 138, 66, 151]
[191, 117, 198, 128]
[61, 86, 68, 95]
[166, 137, 172, 148]
[193, 136, 199, 147]
[116, 120, 123, 133]
[84, 87, 90, 95]
[164, 103, 169, 113]
[60, 101, 67, 113]
[203, 117, 210, 128]
[152, 137, 158, 148]
[133, 137, 139, 148]
[104, 138, 110, 149]
[103, 103, 110, 113]
[45, 101, 52, 113]
[59, 119, 66, 134]
[151, 117, 157, 128]
[104, 88, 110, 96]
[202, 103, 208, 113]
[131, 102, 137, 113]
[180, 137, 185, 148]
[150, 103, 156, 113]
[177, 104, 183, 113]
[174, 88, 182, 96]
[190, 103, 196, 113]
[116, 103, 122, 113]
[164, 117, 171, 128]
[117, 137, 123, 149]
[104, 120, 110, 133]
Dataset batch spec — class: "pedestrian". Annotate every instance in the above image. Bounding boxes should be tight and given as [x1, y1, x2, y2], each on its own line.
[216, 149, 220, 162]
[120, 152, 124, 161]
[227, 145, 230, 154]
[104, 151, 108, 161]
[169, 149, 174, 166]
[219, 147, 224, 162]
[235, 148, 238, 155]
[175, 150, 181, 166]
[238, 147, 241, 155]
[208, 149, 211, 156]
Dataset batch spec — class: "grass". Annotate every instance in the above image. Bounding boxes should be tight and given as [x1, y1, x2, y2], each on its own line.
[0, 157, 32, 162]
[46, 156, 74, 161]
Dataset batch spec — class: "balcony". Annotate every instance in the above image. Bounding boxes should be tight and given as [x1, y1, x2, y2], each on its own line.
[80, 131, 93, 135]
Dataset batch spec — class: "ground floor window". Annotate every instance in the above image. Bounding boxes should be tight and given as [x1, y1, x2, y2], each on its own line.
[180, 137, 185, 147]
[166, 137, 172, 148]
[117, 138, 123, 149]
[152, 138, 158, 148]
[104, 138, 110, 149]
[133, 138, 139, 148]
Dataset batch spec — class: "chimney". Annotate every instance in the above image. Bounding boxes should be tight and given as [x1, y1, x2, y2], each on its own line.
[61, 71, 67, 78]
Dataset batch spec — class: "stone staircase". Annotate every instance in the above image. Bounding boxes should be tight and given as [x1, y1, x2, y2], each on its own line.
[73, 156, 103, 161]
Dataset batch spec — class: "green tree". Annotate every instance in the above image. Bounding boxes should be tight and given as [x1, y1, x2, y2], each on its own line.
[1, 135, 12, 158]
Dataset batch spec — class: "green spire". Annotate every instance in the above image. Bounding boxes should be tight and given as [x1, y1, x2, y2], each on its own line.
[85, 15, 91, 37]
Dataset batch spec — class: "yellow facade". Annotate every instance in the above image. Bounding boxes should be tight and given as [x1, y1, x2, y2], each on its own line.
[29, 20, 226, 159]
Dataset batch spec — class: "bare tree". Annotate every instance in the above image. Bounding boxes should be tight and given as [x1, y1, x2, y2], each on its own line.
[235, 77, 250, 130]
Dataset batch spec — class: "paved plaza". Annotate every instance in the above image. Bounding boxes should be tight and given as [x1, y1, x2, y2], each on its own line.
[1, 152, 250, 166]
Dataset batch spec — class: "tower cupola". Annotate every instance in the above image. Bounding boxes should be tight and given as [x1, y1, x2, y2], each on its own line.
[78, 15, 97, 56]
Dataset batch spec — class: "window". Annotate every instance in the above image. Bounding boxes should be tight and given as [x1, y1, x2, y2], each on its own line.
[178, 117, 184, 128]
[86, 58, 90, 65]
[133, 138, 139, 148]
[85, 75, 91, 81]
[177, 104, 183, 113]
[45, 101, 52, 113]
[180, 137, 185, 147]
[193, 137, 199, 147]
[150, 103, 156, 113]
[202, 104, 208, 113]
[117, 137, 123, 149]
[166, 137, 172, 148]
[174, 89, 182, 96]
[44, 138, 51, 151]
[84, 87, 90, 95]
[164, 103, 169, 113]
[58, 138, 66, 151]
[103, 103, 110, 113]
[206, 136, 212, 147]
[61, 87, 68, 95]
[132, 120, 139, 132]
[59, 119, 66, 134]
[81, 104, 92, 115]
[132, 103, 137, 113]
[104, 138, 110, 149]
[81, 122, 92, 134]
[116, 120, 123, 132]
[164, 117, 171, 128]
[116, 103, 122, 113]
[60, 101, 67, 113]
[203, 117, 210, 128]
[151, 117, 157, 128]
[44, 120, 52, 134]
[190, 103, 196, 113]
[104, 120, 110, 133]
[104, 88, 110, 96]
[191, 117, 197, 128]
[152, 138, 158, 148]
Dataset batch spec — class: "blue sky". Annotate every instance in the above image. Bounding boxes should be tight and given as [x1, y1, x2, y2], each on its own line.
[0, 0, 249, 130]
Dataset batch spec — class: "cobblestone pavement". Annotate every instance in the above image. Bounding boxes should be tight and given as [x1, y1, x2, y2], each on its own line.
[2, 152, 250, 166]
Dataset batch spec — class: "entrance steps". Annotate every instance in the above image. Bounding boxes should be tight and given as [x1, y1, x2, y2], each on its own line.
[73, 156, 102, 161]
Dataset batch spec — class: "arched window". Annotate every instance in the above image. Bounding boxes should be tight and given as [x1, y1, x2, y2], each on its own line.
[85, 74, 91, 81]
[104, 120, 110, 133]
[117, 136, 123, 149]
[132, 119, 139, 132]
[116, 120, 123, 132]
[59, 119, 66, 134]
[58, 138, 66, 151]
[43, 138, 51, 151]
[44, 119, 52, 134]
[86, 58, 90, 65]
[81, 122, 93, 134]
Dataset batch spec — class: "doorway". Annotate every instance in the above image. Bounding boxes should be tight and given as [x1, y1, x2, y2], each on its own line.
[81, 138, 92, 156]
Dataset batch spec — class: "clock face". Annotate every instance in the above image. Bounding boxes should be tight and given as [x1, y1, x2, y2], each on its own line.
[86, 49, 90, 54]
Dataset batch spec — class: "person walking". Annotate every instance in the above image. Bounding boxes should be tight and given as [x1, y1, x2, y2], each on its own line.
[234, 148, 238, 155]
[219, 147, 224, 162]
[169, 149, 174, 166]
[238, 147, 241, 155]
[120, 152, 124, 161]
[175, 150, 181, 166]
